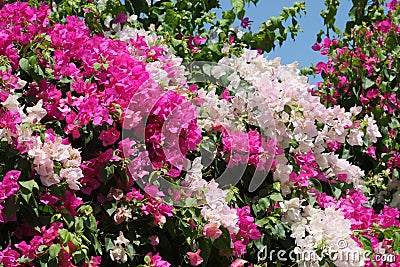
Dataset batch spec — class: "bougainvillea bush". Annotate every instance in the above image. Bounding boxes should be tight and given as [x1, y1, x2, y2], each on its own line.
[0, 0, 399, 266]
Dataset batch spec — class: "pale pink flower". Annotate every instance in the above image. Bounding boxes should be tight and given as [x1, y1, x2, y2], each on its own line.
[108, 188, 124, 201]
[113, 207, 132, 225]
[25, 99, 47, 123]
[110, 232, 130, 263]
[347, 128, 364, 146]
[365, 115, 382, 143]
[60, 167, 83, 190]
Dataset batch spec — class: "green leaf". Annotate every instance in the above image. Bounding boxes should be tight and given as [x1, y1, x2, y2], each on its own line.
[18, 255, 32, 264]
[308, 196, 317, 206]
[237, 9, 245, 19]
[213, 227, 232, 251]
[34, 65, 44, 77]
[49, 244, 61, 259]
[19, 180, 39, 192]
[358, 235, 372, 251]
[72, 250, 85, 263]
[271, 222, 286, 239]
[75, 217, 84, 232]
[60, 76, 72, 83]
[393, 169, 399, 179]
[50, 184, 66, 198]
[185, 197, 197, 206]
[19, 58, 30, 73]
[255, 217, 269, 227]
[393, 232, 400, 254]
[58, 229, 72, 243]
[128, 0, 148, 14]
[309, 178, 322, 192]
[348, 4, 358, 21]
[269, 192, 283, 202]
[144, 255, 151, 264]
[270, 16, 281, 28]
[105, 237, 114, 252]
[330, 184, 342, 199]
[199, 238, 212, 266]
[105, 202, 117, 216]
[93, 234, 102, 255]
[258, 197, 270, 212]
[40, 254, 49, 267]
[231, 0, 245, 18]
[126, 244, 136, 260]
[93, 62, 102, 71]
[222, 9, 236, 23]
[100, 165, 115, 183]
[87, 215, 97, 232]
[272, 181, 281, 192]
[20, 192, 32, 203]
[363, 77, 375, 89]
[77, 205, 93, 216]
[389, 118, 400, 129]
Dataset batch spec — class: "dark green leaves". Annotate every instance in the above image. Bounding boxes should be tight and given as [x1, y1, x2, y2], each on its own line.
[212, 227, 231, 251]
[358, 235, 372, 251]
[250, 2, 305, 52]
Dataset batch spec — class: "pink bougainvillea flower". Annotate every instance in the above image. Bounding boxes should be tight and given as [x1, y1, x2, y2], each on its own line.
[126, 187, 144, 201]
[230, 259, 248, 267]
[232, 240, 247, 257]
[144, 184, 164, 198]
[232, 206, 261, 253]
[39, 191, 59, 206]
[83, 256, 102, 267]
[311, 42, 322, 51]
[149, 235, 160, 248]
[0, 246, 21, 267]
[221, 88, 234, 101]
[189, 84, 197, 92]
[60, 190, 83, 216]
[0, 170, 20, 202]
[326, 140, 342, 152]
[322, 37, 332, 48]
[114, 13, 128, 24]
[240, 17, 253, 30]
[142, 196, 174, 226]
[202, 222, 222, 239]
[187, 249, 203, 266]
[193, 35, 207, 46]
[365, 146, 377, 158]
[99, 127, 120, 147]
[147, 252, 171, 267]
[386, 0, 399, 10]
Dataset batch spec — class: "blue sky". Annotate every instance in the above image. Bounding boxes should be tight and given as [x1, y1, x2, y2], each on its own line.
[219, 0, 353, 82]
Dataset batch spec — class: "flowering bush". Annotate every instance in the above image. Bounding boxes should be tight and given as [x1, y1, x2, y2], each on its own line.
[309, 0, 400, 265]
[0, 0, 399, 267]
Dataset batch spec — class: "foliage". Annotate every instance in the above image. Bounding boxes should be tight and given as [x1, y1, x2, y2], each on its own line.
[20, 0, 306, 61]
